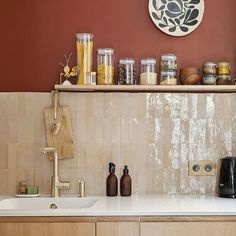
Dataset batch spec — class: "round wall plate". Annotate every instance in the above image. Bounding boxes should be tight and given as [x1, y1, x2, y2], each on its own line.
[149, 0, 205, 37]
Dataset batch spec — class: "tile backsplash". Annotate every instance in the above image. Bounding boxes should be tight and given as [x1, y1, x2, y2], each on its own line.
[0, 92, 236, 196]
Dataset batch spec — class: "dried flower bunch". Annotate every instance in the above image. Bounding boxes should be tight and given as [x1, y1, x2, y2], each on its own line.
[58, 53, 78, 85]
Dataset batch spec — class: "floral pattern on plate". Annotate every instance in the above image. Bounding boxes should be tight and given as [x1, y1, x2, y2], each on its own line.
[149, 0, 205, 36]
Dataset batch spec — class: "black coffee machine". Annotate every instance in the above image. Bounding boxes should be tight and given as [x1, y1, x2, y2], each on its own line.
[218, 157, 236, 198]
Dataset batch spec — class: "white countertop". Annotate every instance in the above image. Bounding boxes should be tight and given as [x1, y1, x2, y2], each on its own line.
[0, 194, 236, 217]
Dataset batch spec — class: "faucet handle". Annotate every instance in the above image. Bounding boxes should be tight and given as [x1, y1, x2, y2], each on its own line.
[78, 180, 85, 198]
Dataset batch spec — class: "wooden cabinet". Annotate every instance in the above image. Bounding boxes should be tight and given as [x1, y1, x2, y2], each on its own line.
[96, 217, 139, 236]
[141, 217, 236, 236]
[1, 216, 236, 236]
[0, 218, 95, 236]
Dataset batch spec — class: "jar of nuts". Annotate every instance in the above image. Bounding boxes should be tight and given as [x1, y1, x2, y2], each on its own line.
[203, 62, 217, 75]
[97, 48, 114, 85]
[118, 58, 136, 85]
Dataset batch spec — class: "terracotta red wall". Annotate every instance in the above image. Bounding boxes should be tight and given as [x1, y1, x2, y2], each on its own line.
[1, 0, 236, 91]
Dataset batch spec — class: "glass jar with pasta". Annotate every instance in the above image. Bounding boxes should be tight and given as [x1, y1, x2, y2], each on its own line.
[97, 48, 114, 85]
[76, 33, 94, 85]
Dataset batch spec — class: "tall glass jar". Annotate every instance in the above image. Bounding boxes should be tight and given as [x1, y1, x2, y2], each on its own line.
[97, 48, 114, 85]
[76, 33, 94, 85]
[118, 58, 136, 85]
[140, 58, 157, 85]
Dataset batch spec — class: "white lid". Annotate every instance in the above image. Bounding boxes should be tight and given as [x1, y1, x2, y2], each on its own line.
[97, 48, 114, 54]
[204, 62, 216, 66]
[161, 71, 176, 76]
[141, 58, 156, 65]
[75, 33, 94, 40]
[217, 62, 230, 66]
[119, 58, 135, 64]
[161, 54, 177, 61]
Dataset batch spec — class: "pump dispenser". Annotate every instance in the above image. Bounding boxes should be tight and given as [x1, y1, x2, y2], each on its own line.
[120, 165, 132, 196]
[106, 163, 118, 196]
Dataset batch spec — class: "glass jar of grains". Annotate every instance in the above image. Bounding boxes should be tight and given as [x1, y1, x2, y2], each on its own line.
[97, 48, 114, 85]
[140, 58, 157, 85]
[160, 71, 177, 85]
[118, 58, 136, 85]
[217, 62, 231, 75]
[160, 54, 177, 71]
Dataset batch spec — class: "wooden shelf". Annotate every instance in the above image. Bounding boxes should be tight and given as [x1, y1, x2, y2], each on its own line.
[55, 84, 236, 93]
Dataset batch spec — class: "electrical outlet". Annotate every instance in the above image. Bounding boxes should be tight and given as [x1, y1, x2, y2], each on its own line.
[188, 160, 216, 176]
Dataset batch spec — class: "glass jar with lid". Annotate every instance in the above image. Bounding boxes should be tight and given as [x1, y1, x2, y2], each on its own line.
[97, 48, 114, 85]
[160, 71, 177, 85]
[118, 58, 136, 85]
[217, 62, 231, 75]
[203, 62, 217, 75]
[76, 33, 94, 85]
[217, 75, 233, 85]
[160, 54, 177, 72]
[140, 58, 157, 85]
[202, 74, 217, 85]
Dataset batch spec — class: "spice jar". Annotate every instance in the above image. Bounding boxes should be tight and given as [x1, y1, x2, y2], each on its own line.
[76, 33, 94, 85]
[217, 75, 233, 85]
[160, 71, 177, 85]
[204, 62, 217, 75]
[97, 48, 114, 85]
[140, 58, 157, 85]
[202, 74, 217, 85]
[217, 62, 231, 75]
[118, 58, 136, 85]
[160, 54, 177, 72]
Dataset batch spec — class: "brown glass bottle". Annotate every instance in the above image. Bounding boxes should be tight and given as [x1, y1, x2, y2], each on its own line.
[106, 163, 118, 196]
[120, 165, 132, 196]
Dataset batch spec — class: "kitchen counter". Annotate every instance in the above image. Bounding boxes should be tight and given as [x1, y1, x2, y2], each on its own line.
[0, 195, 235, 217]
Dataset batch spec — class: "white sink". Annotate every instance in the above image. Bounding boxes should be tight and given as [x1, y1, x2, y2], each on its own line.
[0, 197, 98, 210]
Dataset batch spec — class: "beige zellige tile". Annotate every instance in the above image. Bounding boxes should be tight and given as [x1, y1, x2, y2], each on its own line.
[8, 118, 17, 143]
[86, 143, 104, 169]
[0, 170, 8, 194]
[138, 169, 163, 194]
[16, 143, 26, 171]
[0, 118, 9, 143]
[17, 93, 26, 116]
[232, 94, 236, 118]
[7, 93, 17, 117]
[17, 116, 34, 144]
[25, 93, 51, 118]
[0, 143, 8, 169]
[0, 93, 9, 118]
[8, 169, 17, 194]
[8, 143, 17, 169]
[76, 143, 87, 169]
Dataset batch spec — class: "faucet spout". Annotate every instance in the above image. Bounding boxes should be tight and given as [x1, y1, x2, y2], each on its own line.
[42, 147, 70, 197]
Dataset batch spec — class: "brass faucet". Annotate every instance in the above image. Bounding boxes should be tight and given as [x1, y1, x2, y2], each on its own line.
[42, 147, 70, 197]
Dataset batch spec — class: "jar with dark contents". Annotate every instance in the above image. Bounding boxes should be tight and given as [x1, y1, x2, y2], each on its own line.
[160, 54, 177, 72]
[118, 58, 136, 85]
[217, 75, 233, 85]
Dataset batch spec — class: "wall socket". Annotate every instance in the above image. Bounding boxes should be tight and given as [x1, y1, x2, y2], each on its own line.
[188, 160, 216, 176]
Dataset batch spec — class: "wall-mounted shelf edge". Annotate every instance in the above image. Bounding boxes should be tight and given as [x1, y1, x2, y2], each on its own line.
[55, 84, 236, 93]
